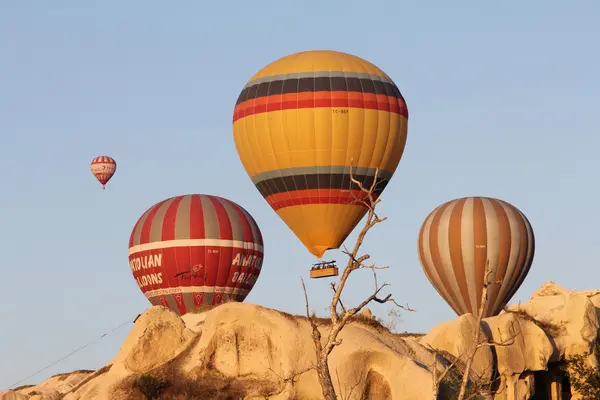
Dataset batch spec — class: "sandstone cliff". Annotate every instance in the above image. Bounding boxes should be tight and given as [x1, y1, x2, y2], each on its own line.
[2, 281, 598, 400]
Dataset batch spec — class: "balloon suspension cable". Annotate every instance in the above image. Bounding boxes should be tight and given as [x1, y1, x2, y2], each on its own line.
[4, 316, 135, 391]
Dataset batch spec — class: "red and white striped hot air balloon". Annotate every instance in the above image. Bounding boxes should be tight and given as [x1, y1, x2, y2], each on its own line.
[417, 196, 535, 318]
[90, 156, 117, 189]
[128, 194, 264, 315]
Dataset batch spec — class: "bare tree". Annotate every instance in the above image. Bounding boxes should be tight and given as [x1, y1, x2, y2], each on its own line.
[266, 365, 316, 398]
[335, 368, 363, 400]
[428, 344, 510, 400]
[382, 308, 402, 333]
[428, 346, 460, 399]
[301, 166, 414, 400]
[429, 260, 520, 400]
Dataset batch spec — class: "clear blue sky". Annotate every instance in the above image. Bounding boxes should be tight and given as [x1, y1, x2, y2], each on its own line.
[1, 0, 598, 389]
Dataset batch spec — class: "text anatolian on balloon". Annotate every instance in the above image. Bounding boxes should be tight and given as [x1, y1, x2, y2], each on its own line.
[232, 253, 263, 269]
[130, 254, 163, 272]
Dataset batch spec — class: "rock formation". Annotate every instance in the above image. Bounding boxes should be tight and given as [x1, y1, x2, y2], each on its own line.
[2, 281, 599, 400]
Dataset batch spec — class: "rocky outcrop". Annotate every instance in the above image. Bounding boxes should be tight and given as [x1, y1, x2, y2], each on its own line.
[1, 371, 92, 400]
[4, 282, 599, 400]
[0, 392, 29, 400]
[420, 313, 494, 381]
[492, 281, 600, 400]
[64, 304, 442, 400]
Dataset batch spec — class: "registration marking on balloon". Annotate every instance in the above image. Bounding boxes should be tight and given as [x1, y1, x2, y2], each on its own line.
[332, 108, 349, 114]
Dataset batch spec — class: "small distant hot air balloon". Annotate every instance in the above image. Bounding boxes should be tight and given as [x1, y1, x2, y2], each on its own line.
[128, 194, 264, 315]
[90, 156, 116, 189]
[417, 196, 535, 318]
[232, 50, 408, 262]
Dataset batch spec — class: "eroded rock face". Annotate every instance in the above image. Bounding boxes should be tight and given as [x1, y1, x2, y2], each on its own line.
[7, 281, 600, 400]
[190, 302, 438, 400]
[48, 303, 445, 400]
[483, 312, 553, 375]
[61, 307, 196, 400]
[115, 305, 195, 373]
[0, 392, 29, 400]
[506, 285, 599, 366]
[29, 393, 61, 400]
[496, 282, 600, 400]
[420, 313, 494, 382]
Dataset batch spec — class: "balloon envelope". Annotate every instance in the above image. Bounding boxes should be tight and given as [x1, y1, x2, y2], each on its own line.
[90, 156, 116, 189]
[128, 194, 264, 315]
[418, 196, 535, 318]
[233, 50, 408, 258]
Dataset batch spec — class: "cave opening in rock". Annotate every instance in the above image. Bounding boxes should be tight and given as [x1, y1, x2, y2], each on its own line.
[561, 374, 572, 400]
[532, 370, 551, 400]
[531, 369, 572, 400]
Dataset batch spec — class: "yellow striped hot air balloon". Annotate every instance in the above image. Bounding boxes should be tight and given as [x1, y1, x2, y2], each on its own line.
[232, 50, 408, 258]
[417, 196, 535, 318]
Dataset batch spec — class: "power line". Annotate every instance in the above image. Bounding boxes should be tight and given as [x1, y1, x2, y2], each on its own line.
[5, 317, 135, 391]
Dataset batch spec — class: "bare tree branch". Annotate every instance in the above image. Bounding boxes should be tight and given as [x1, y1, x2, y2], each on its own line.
[330, 282, 346, 314]
[456, 260, 493, 400]
[301, 277, 324, 356]
[389, 299, 416, 312]
[266, 365, 316, 397]
[454, 260, 521, 400]
[302, 160, 415, 400]
[335, 369, 363, 400]
[426, 344, 462, 398]
[426, 259, 521, 399]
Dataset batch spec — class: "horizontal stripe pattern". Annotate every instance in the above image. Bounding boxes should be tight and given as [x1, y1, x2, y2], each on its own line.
[255, 171, 390, 197]
[242, 71, 397, 88]
[236, 71, 404, 104]
[233, 72, 407, 122]
[145, 285, 251, 299]
[265, 189, 379, 211]
[418, 197, 535, 318]
[128, 194, 264, 315]
[251, 166, 393, 184]
[233, 93, 406, 122]
[129, 238, 264, 254]
[253, 166, 392, 211]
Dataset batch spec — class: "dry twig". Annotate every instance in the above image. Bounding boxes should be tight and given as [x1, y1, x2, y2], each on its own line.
[427, 260, 520, 400]
[301, 161, 415, 400]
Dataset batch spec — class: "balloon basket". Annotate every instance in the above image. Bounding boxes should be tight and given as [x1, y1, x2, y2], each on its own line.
[310, 267, 339, 279]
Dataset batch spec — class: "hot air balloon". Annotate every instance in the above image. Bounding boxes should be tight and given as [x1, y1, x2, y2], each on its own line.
[128, 194, 264, 315]
[90, 156, 117, 189]
[417, 196, 535, 318]
[232, 50, 408, 263]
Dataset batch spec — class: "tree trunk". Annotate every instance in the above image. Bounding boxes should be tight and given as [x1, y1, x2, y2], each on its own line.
[316, 356, 337, 400]
[457, 351, 475, 400]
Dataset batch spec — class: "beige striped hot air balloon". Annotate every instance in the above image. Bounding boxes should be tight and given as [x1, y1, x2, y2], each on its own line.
[417, 196, 535, 318]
